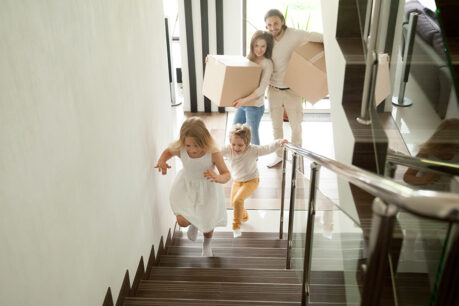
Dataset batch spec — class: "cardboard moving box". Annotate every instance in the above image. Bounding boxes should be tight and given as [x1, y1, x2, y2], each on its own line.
[202, 55, 262, 107]
[283, 41, 328, 104]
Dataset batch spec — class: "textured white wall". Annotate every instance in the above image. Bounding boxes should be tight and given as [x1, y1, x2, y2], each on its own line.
[320, 0, 359, 221]
[0, 1, 175, 305]
[223, 0, 243, 56]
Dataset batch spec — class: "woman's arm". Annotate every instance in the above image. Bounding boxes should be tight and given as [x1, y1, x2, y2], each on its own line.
[154, 148, 179, 175]
[233, 60, 273, 108]
[204, 152, 231, 183]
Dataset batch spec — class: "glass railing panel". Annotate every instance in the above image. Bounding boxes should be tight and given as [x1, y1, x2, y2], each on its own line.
[389, 0, 458, 160]
[289, 164, 365, 305]
[301, 157, 362, 227]
[391, 211, 452, 305]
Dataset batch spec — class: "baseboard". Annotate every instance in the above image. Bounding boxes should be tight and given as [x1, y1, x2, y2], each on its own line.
[115, 271, 130, 306]
[130, 257, 145, 297]
[102, 287, 113, 306]
[103, 228, 173, 306]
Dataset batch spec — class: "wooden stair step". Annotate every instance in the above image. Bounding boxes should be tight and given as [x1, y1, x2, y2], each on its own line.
[167, 246, 286, 257]
[172, 238, 287, 248]
[135, 280, 301, 302]
[172, 237, 364, 250]
[149, 267, 299, 283]
[159, 255, 286, 269]
[167, 246, 364, 260]
[160, 255, 366, 271]
[175, 231, 286, 240]
[149, 267, 348, 285]
[175, 231, 364, 241]
[124, 297, 300, 305]
[308, 284, 361, 304]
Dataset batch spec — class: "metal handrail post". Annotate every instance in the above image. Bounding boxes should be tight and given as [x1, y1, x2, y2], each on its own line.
[392, 12, 418, 107]
[280, 148, 288, 239]
[301, 162, 321, 306]
[286, 153, 298, 269]
[357, 0, 383, 125]
[361, 198, 398, 306]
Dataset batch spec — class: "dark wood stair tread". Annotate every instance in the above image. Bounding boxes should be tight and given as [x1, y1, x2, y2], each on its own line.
[124, 297, 300, 305]
[175, 231, 286, 240]
[167, 246, 287, 257]
[160, 255, 367, 271]
[172, 238, 288, 248]
[167, 245, 364, 259]
[149, 267, 349, 285]
[172, 237, 365, 250]
[136, 280, 301, 301]
[159, 255, 286, 269]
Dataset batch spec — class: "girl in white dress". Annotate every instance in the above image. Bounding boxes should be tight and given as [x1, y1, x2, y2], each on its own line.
[155, 117, 230, 256]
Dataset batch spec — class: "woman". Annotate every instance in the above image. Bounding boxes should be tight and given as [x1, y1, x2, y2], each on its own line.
[232, 30, 274, 145]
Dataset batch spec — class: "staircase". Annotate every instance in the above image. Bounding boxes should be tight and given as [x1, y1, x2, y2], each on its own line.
[123, 229, 366, 305]
[124, 231, 301, 305]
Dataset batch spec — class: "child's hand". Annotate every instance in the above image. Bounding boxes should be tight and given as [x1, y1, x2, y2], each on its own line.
[280, 139, 288, 146]
[203, 169, 219, 183]
[155, 160, 171, 175]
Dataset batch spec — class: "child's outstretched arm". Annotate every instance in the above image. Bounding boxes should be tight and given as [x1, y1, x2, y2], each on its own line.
[155, 148, 179, 175]
[204, 152, 231, 183]
[257, 139, 289, 156]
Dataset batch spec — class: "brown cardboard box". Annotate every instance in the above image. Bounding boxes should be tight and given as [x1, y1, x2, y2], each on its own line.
[283, 41, 328, 104]
[202, 55, 262, 107]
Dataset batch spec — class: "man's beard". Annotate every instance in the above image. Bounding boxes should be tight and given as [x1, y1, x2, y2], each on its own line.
[274, 28, 283, 37]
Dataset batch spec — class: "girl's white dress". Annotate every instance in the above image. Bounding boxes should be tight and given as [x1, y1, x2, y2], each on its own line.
[170, 148, 227, 233]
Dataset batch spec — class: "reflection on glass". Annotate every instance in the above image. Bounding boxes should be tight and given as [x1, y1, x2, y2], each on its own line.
[391, 0, 458, 158]
[391, 212, 451, 305]
[402, 118, 459, 192]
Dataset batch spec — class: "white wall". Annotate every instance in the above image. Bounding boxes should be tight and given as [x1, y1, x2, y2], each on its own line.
[0, 1, 176, 305]
[223, 0, 243, 55]
[320, 0, 359, 221]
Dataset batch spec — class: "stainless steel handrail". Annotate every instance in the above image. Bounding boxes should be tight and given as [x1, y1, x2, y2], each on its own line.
[387, 149, 459, 177]
[283, 143, 459, 222]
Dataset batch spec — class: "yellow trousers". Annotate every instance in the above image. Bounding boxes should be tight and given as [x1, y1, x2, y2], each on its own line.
[230, 178, 259, 230]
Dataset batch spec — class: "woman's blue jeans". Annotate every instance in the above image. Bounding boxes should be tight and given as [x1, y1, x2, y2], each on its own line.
[233, 105, 265, 145]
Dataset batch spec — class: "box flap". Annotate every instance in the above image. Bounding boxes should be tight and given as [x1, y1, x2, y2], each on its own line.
[294, 41, 326, 72]
[211, 55, 260, 68]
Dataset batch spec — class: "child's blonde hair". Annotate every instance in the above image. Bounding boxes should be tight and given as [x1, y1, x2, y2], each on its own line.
[229, 124, 252, 146]
[169, 117, 218, 153]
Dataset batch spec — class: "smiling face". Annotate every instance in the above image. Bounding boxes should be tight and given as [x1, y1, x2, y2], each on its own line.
[253, 38, 267, 58]
[230, 135, 247, 155]
[184, 137, 205, 158]
[265, 16, 284, 38]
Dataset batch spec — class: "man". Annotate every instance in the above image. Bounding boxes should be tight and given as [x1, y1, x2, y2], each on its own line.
[264, 9, 323, 167]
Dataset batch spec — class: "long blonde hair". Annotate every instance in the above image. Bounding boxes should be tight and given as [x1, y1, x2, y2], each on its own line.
[247, 30, 274, 62]
[169, 117, 218, 153]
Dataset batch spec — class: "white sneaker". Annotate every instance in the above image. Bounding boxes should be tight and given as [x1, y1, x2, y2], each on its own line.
[201, 246, 213, 257]
[233, 229, 242, 238]
[187, 224, 198, 241]
[267, 156, 283, 168]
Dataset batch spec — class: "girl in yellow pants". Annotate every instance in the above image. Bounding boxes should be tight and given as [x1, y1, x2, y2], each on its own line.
[222, 124, 287, 238]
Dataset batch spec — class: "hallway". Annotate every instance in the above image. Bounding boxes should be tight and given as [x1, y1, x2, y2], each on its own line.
[169, 105, 355, 245]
